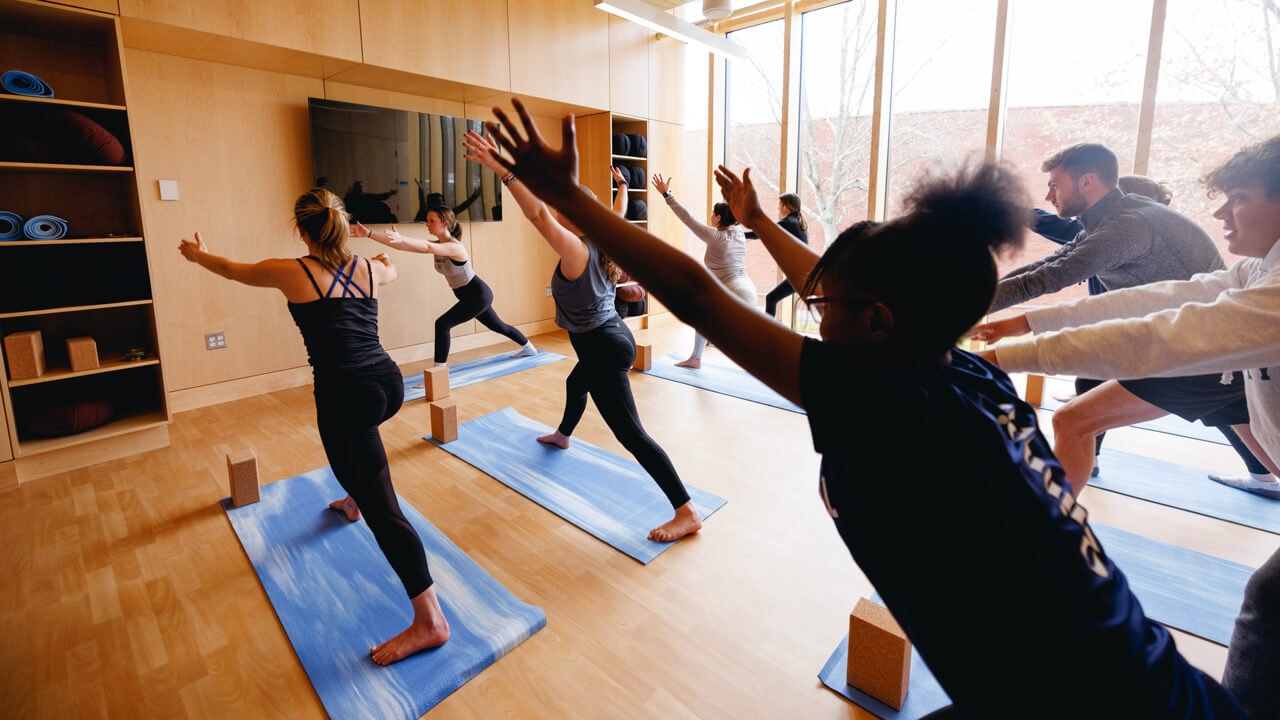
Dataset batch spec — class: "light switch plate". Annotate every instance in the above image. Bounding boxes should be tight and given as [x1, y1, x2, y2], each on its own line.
[158, 179, 180, 201]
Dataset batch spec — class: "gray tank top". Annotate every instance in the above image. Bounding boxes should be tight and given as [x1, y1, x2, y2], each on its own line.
[432, 240, 475, 290]
[552, 239, 618, 333]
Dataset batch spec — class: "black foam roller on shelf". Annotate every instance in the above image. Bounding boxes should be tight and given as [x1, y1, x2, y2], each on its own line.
[626, 198, 648, 221]
[611, 133, 631, 157]
[628, 134, 646, 158]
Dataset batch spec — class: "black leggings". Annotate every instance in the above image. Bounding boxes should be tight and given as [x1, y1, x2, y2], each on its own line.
[435, 276, 528, 363]
[314, 357, 431, 597]
[1076, 376, 1268, 474]
[558, 316, 691, 509]
[764, 279, 795, 318]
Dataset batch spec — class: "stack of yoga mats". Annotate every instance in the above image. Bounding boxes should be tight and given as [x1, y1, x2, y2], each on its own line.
[222, 467, 546, 720]
[0, 213, 69, 241]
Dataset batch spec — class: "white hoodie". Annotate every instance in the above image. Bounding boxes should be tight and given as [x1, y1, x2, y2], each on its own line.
[996, 240, 1280, 461]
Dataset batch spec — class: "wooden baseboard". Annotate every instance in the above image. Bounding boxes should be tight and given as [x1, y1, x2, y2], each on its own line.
[0, 460, 17, 493]
[168, 319, 563, 414]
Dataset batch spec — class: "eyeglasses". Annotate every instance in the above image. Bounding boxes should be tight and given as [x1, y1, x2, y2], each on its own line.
[801, 294, 878, 322]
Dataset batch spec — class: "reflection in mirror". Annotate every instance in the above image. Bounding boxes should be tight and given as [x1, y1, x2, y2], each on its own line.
[308, 98, 503, 225]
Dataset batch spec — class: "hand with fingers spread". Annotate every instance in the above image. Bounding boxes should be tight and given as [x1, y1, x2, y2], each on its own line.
[651, 173, 671, 195]
[486, 98, 580, 206]
[382, 224, 406, 247]
[463, 130, 506, 174]
[350, 221, 372, 239]
[968, 314, 1031, 344]
[713, 166, 768, 229]
[610, 166, 629, 188]
[178, 231, 209, 262]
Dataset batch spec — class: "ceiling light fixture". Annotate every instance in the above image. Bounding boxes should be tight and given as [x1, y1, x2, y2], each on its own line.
[594, 0, 748, 61]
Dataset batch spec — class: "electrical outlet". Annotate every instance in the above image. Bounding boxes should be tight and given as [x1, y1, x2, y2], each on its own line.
[205, 332, 227, 350]
[545, 287, 552, 297]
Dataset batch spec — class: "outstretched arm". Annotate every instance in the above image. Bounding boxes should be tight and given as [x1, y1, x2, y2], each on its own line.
[714, 166, 821, 294]
[652, 173, 717, 244]
[463, 129, 589, 278]
[610, 167, 629, 216]
[178, 232, 295, 289]
[489, 100, 804, 406]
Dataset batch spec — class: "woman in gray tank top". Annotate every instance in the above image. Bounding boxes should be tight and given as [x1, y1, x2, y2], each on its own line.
[464, 131, 703, 544]
[354, 207, 535, 366]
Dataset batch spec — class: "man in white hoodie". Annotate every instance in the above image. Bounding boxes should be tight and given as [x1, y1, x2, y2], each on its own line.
[972, 136, 1280, 718]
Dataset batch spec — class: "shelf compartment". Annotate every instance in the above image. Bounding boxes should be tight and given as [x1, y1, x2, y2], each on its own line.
[9, 362, 165, 454]
[0, 171, 141, 238]
[0, 242, 152, 315]
[8, 355, 159, 388]
[16, 410, 168, 457]
[0, 102, 133, 167]
[0, 1, 126, 106]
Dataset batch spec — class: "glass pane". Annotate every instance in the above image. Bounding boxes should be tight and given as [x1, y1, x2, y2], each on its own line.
[1152, 0, 1280, 265]
[1000, 0, 1152, 306]
[683, 43, 711, 241]
[885, 0, 996, 216]
[725, 20, 785, 306]
[798, 0, 878, 257]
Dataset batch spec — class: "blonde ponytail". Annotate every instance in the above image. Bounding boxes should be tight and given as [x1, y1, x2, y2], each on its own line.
[294, 188, 352, 270]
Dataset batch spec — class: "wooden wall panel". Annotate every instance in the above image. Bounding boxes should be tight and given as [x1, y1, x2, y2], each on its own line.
[118, 0, 362, 61]
[645, 119, 690, 252]
[648, 34, 684, 125]
[52, 0, 118, 14]
[125, 50, 322, 391]
[608, 16, 648, 118]
[508, 0, 609, 110]
[358, 0, 509, 92]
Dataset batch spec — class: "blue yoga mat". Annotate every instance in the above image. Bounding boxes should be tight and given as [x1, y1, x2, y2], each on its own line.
[1, 70, 53, 97]
[0, 212, 21, 242]
[821, 527, 1255, 716]
[427, 406, 727, 563]
[1092, 449, 1280, 534]
[1038, 376, 1228, 445]
[403, 350, 566, 401]
[222, 467, 546, 720]
[22, 214, 67, 240]
[640, 353, 803, 414]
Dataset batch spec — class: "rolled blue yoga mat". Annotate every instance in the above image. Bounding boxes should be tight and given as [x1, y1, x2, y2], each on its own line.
[222, 467, 546, 720]
[427, 407, 728, 563]
[403, 349, 566, 402]
[0, 212, 22, 242]
[23, 215, 67, 240]
[1, 69, 53, 98]
[641, 353, 804, 414]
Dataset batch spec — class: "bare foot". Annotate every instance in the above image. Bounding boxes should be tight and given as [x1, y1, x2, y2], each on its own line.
[537, 431, 571, 449]
[673, 357, 702, 369]
[328, 495, 361, 522]
[370, 587, 451, 665]
[648, 502, 703, 542]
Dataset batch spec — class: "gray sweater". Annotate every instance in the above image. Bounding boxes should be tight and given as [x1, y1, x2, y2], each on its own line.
[989, 189, 1224, 312]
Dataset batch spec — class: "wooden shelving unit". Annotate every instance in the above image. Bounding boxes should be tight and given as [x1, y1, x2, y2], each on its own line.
[0, 0, 170, 481]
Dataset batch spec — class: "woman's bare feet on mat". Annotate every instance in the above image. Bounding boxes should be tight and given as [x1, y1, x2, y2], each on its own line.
[328, 495, 361, 522]
[673, 357, 702, 369]
[371, 585, 450, 665]
[537, 431, 571, 449]
[649, 502, 703, 542]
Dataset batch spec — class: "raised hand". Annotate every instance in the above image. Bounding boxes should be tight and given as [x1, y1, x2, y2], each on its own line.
[713, 166, 766, 227]
[968, 314, 1031, 344]
[651, 173, 671, 195]
[178, 231, 208, 261]
[610, 166, 629, 187]
[463, 130, 504, 173]
[383, 224, 405, 246]
[487, 98, 580, 205]
[350, 221, 371, 239]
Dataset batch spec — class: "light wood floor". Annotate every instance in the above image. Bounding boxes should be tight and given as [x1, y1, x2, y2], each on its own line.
[1, 321, 1275, 719]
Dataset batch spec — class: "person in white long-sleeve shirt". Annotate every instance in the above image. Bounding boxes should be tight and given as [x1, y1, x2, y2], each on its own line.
[972, 136, 1280, 719]
[651, 173, 759, 369]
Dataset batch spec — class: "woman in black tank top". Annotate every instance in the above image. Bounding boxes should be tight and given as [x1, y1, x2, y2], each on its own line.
[178, 188, 451, 666]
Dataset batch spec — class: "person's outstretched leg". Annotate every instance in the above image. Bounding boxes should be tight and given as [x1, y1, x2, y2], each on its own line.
[474, 306, 535, 357]
[1224, 545, 1280, 717]
[540, 343, 593, 448]
[1052, 381, 1168, 496]
[589, 320, 700, 542]
[764, 279, 793, 318]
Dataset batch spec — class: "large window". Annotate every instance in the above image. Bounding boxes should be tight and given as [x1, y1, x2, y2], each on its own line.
[885, 0, 996, 215]
[725, 20, 786, 304]
[797, 0, 877, 256]
[1151, 0, 1280, 265]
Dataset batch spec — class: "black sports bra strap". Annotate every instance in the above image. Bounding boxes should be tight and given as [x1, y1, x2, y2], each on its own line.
[364, 257, 374, 297]
[296, 258, 324, 299]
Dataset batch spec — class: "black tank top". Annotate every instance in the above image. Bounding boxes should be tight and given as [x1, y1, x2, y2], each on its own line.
[286, 255, 390, 378]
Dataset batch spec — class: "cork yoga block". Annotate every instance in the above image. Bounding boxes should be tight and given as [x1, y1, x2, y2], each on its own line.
[423, 366, 450, 401]
[1024, 373, 1046, 407]
[4, 330, 45, 380]
[66, 336, 99, 372]
[633, 343, 653, 371]
[429, 399, 458, 444]
[846, 597, 912, 711]
[227, 448, 260, 507]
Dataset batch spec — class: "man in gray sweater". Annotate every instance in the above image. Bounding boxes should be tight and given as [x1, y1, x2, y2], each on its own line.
[986, 144, 1263, 487]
